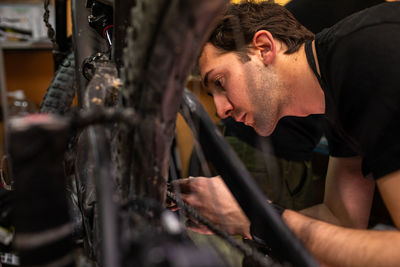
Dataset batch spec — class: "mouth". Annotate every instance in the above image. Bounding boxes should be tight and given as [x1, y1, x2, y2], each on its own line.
[244, 121, 252, 127]
[235, 113, 253, 127]
[235, 113, 246, 123]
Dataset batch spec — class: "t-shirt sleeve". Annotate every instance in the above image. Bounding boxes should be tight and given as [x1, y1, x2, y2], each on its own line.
[324, 122, 357, 158]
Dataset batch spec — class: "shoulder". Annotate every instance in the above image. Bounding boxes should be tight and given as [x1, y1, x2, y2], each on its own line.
[315, 2, 400, 60]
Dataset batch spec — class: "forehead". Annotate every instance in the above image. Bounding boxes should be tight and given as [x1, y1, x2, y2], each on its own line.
[198, 43, 221, 74]
[199, 43, 241, 83]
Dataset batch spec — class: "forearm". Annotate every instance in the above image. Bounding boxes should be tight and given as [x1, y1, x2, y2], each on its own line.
[300, 157, 375, 229]
[300, 203, 341, 226]
[283, 209, 400, 267]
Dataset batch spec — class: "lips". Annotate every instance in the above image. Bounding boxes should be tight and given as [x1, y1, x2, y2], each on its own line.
[235, 113, 246, 123]
[243, 115, 253, 127]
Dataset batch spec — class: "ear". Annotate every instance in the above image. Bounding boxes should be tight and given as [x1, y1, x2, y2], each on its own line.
[251, 30, 276, 65]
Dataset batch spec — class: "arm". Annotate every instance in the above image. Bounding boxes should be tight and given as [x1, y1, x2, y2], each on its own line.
[376, 169, 400, 228]
[283, 210, 400, 266]
[173, 157, 400, 266]
[282, 157, 400, 266]
[301, 156, 375, 228]
[173, 157, 374, 235]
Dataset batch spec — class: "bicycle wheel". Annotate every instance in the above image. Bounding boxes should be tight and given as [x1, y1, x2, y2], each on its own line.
[111, 1, 244, 266]
[40, 52, 76, 115]
[117, 0, 227, 204]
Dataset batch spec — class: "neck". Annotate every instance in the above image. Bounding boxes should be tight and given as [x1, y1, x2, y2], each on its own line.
[280, 42, 325, 117]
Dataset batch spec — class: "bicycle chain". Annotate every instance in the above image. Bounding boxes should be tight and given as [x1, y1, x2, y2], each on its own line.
[166, 190, 277, 267]
[43, 0, 59, 52]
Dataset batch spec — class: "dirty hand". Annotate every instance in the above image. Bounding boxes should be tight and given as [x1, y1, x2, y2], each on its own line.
[170, 176, 251, 238]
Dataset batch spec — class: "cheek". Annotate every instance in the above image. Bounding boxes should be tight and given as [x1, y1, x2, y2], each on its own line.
[226, 77, 248, 102]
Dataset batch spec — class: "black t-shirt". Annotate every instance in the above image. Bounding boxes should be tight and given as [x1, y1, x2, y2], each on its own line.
[306, 2, 400, 179]
[285, 0, 384, 34]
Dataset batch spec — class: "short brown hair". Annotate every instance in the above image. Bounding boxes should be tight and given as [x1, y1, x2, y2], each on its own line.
[208, 1, 314, 56]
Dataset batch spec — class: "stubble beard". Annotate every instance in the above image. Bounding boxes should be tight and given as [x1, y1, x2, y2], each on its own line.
[248, 65, 283, 136]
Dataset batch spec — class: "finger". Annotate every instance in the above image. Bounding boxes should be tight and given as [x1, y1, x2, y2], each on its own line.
[166, 193, 175, 205]
[186, 219, 214, 235]
[168, 205, 180, 212]
[178, 192, 200, 208]
[170, 177, 196, 193]
[166, 198, 177, 209]
[168, 204, 180, 212]
[167, 191, 199, 210]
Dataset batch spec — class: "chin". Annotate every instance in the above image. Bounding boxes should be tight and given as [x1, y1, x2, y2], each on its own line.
[254, 126, 271, 137]
[253, 122, 278, 137]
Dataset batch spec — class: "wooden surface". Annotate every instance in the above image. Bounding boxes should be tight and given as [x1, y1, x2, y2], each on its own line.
[0, 49, 54, 160]
[3, 49, 54, 107]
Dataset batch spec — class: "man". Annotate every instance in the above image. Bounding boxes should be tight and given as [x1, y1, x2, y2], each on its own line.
[216, 0, 385, 212]
[174, 1, 400, 266]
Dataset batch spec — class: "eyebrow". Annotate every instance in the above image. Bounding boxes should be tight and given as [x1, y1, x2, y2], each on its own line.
[203, 70, 212, 88]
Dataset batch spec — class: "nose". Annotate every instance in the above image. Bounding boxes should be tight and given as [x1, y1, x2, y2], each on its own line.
[213, 94, 233, 119]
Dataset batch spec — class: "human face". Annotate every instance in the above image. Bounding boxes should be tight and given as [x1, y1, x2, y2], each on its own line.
[199, 43, 285, 136]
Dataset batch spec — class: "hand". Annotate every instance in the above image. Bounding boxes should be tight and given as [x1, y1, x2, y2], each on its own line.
[170, 176, 251, 238]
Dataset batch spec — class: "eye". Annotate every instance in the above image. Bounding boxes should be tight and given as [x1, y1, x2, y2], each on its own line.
[207, 92, 213, 97]
[214, 77, 223, 89]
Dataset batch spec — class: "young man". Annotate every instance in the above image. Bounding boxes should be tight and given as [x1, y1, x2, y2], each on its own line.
[174, 1, 400, 266]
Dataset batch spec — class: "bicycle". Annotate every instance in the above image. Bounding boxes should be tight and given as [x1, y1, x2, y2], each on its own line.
[2, 1, 318, 266]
